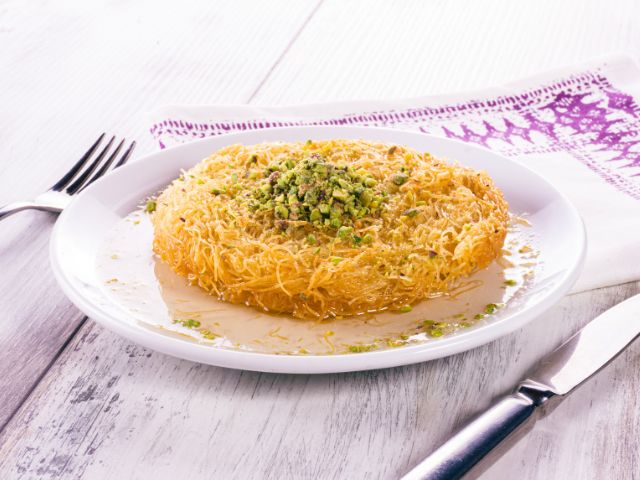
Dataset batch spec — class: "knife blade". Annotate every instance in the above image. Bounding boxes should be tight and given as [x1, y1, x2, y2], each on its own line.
[402, 293, 640, 480]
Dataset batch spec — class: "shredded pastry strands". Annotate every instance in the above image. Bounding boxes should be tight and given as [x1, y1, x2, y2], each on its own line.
[151, 140, 509, 319]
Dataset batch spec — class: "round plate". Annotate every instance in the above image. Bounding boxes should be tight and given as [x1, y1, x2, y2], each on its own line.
[50, 126, 585, 373]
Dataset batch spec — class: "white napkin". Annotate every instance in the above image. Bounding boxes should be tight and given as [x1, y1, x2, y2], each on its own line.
[148, 55, 640, 293]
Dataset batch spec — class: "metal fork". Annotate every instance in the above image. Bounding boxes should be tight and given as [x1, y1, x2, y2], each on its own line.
[0, 133, 136, 221]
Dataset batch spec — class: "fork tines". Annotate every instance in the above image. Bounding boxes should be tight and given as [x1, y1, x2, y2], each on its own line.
[52, 133, 136, 194]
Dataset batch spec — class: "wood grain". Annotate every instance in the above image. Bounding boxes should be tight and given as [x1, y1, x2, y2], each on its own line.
[253, 0, 640, 103]
[0, 0, 321, 430]
[1, 1, 640, 479]
[0, 284, 637, 479]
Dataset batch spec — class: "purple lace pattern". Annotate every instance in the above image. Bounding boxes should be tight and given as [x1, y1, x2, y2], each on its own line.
[151, 70, 640, 200]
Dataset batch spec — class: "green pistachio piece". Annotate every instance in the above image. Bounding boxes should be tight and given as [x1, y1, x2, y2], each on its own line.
[360, 189, 373, 207]
[309, 209, 322, 222]
[332, 189, 349, 202]
[392, 173, 409, 185]
[144, 199, 157, 213]
[274, 205, 289, 219]
[337, 226, 353, 239]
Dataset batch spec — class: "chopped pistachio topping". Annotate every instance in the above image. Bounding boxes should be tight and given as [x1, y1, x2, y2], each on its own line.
[144, 199, 157, 213]
[200, 329, 217, 340]
[485, 303, 499, 314]
[398, 305, 412, 313]
[348, 344, 377, 353]
[392, 172, 409, 185]
[175, 318, 201, 329]
[504, 279, 517, 286]
[337, 226, 353, 239]
[250, 155, 384, 230]
[422, 320, 448, 338]
[274, 205, 289, 219]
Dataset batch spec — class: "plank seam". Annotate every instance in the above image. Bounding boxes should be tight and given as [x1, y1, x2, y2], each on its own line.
[247, 0, 325, 103]
[0, 0, 326, 441]
[0, 316, 88, 435]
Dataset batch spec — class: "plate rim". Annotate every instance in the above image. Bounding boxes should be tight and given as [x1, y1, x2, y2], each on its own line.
[50, 126, 587, 374]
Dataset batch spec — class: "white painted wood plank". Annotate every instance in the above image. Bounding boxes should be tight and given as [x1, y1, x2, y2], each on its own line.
[252, 0, 640, 104]
[0, 284, 637, 479]
[0, 0, 321, 429]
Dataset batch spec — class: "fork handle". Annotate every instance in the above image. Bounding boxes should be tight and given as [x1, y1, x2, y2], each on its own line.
[0, 202, 62, 221]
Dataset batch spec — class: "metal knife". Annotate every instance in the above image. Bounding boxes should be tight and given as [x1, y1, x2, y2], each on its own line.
[402, 293, 640, 480]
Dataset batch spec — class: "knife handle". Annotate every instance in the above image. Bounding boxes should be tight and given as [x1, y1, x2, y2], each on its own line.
[402, 392, 540, 480]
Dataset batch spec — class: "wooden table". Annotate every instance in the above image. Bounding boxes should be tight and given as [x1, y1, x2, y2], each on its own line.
[1, 1, 639, 478]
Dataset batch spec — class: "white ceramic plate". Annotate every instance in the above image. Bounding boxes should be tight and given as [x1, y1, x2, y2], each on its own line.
[50, 126, 585, 373]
